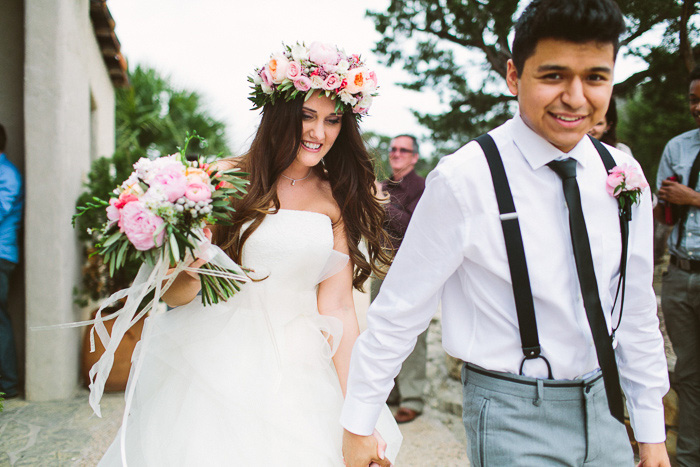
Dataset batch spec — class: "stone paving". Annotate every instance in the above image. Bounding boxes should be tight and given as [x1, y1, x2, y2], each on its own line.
[0, 312, 468, 466]
[0, 390, 124, 466]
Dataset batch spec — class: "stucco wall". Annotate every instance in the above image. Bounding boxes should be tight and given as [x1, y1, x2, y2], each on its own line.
[24, 0, 115, 401]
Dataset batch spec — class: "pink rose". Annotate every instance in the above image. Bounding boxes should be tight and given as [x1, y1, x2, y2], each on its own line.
[308, 41, 340, 66]
[323, 73, 342, 91]
[606, 171, 625, 196]
[150, 167, 187, 202]
[294, 76, 312, 92]
[260, 67, 274, 94]
[185, 181, 212, 202]
[368, 71, 378, 87]
[286, 61, 302, 80]
[118, 202, 165, 251]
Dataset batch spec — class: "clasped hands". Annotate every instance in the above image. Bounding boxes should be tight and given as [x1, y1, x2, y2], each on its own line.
[342, 429, 392, 467]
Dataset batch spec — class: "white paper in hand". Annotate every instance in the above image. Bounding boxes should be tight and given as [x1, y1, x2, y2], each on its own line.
[376, 405, 403, 464]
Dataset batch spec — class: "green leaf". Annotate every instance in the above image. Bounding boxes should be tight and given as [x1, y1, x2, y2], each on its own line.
[169, 233, 180, 263]
[116, 240, 129, 268]
[103, 231, 123, 247]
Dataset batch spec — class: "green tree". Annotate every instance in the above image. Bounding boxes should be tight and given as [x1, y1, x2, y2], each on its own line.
[368, 0, 699, 179]
[74, 65, 231, 303]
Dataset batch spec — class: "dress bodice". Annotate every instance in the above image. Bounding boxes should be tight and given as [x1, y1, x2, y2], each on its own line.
[241, 209, 344, 292]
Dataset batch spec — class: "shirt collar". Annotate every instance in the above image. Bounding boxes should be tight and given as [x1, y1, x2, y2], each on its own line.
[511, 112, 592, 171]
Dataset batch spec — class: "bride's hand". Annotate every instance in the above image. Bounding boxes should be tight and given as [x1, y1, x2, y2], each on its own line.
[168, 228, 212, 279]
[369, 429, 391, 467]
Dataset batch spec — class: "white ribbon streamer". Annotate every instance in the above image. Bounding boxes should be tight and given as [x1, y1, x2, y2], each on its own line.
[31, 236, 248, 421]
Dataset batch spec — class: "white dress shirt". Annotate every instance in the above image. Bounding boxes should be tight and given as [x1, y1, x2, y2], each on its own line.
[342, 114, 669, 443]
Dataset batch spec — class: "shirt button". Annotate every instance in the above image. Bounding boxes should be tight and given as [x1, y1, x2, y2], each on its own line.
[688, 233, 693, 237]
[691, 213, 695, 217]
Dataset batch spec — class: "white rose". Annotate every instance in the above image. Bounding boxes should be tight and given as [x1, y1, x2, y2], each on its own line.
[291, 43, 309, 62]
[338, 90, 358, 107]
[336, 59, 350, 74]
[357, 94, 373, 109]
[311, 75, 324, 89]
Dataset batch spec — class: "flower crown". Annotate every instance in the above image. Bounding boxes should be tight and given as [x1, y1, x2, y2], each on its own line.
[248, 41, 378, 115]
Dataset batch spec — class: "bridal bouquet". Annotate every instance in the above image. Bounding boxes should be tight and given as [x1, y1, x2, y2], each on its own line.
[74, 135, 249, 306]
[71, 134, 250, 417]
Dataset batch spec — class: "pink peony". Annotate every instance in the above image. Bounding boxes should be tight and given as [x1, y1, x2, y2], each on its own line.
[150, 167, 187, 202]
[606, 164, 649, 197]
[286, 61, 302, 80]
[344, 67, 367, 94]
[114, 191, 139, 209]
[106, 199, 120, 225]
[308, 41, 340, 66]
[268, 54, 290, 84]
[294, 76, 312, 92]
[626, 170, 648, 190]
[185, 181, 212, 202]
[118, 201, 165, 251]
[323, 73, 342, 91]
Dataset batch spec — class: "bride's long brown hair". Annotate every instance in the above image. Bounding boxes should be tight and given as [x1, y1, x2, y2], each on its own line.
[213, 95, 392, 291]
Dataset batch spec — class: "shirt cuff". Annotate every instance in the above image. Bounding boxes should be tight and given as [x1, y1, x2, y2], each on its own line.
[629, 407, 667, 444]
[340, 395, 384, 436]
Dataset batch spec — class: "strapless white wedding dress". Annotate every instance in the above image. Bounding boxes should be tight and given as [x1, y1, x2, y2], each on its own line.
[99, 209, 363, 466]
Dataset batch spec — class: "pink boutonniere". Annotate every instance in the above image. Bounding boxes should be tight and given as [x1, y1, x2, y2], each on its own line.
[606, 164, 649, 220]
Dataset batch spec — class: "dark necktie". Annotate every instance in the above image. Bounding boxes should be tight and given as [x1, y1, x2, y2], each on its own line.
[547, 158, 625, 424]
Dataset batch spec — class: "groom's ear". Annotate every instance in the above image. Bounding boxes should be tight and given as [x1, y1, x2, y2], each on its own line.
[506, 59, 519, 97]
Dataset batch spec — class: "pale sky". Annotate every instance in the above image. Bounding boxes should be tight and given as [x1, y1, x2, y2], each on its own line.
[108, 0, 647, 158]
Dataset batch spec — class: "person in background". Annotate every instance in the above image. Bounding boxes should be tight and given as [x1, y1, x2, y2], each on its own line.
[0, 123, 23, 400]
[588, 97, 633, 155]
[655, 64, 700, 467]
[372, 134, 426, 423]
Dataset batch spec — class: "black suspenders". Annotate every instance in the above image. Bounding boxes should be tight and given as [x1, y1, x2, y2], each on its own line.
[475, 134, 629, 376]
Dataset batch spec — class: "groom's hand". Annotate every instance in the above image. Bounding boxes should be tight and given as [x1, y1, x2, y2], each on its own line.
[342, 429, 391, 467]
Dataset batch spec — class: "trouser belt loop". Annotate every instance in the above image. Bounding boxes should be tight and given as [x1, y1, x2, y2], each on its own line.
[534, 379, 544, 407]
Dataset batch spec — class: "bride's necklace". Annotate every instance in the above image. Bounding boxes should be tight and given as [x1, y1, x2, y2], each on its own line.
[280, 169, 312, 186]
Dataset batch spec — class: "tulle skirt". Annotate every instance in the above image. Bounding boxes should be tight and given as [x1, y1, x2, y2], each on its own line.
[99, 285, 345, 466]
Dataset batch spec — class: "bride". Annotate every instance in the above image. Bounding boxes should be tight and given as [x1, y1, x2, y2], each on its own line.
[98, 41, 395, 466]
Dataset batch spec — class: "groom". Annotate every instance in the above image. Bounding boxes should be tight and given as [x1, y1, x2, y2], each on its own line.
[342, 0, 671, 466]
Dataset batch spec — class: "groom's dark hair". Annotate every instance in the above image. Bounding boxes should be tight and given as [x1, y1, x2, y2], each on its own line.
[511, 0, 626, 76]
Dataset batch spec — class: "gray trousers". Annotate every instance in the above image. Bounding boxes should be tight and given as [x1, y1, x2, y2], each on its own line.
[661, 264, 700, 467]
[461, 364, 633, 466]
[371, 277, 427, 413]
